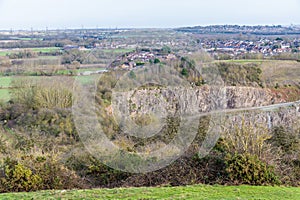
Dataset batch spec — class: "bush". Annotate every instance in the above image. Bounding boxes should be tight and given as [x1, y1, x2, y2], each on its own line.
[61, 49, 85, 64]
[181, 68, 188, 76]
[0, 155, 85, 193]
[0, 158, 42, 192]
[154, 58, 160, 64]
[14, 108, 78, 140]
[225, 153, 280, 185]
[32, 155, 83, 190]
[10, 77, 73, 110]
[269, 126, 300, 185]
[212, 62, 263, 86]
[270, 126, 299, 153]
[87, 161, 129, 187]
[33, 82, 72, 109]
[65, 153, 129, 187]
[8, 50, 37, 59]
[221, 117, 273, 159]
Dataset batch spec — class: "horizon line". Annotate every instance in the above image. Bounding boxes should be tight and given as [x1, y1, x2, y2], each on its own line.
[0, 23, 299, 32]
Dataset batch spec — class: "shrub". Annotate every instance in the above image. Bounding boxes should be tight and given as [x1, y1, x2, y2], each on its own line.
[0, 158, 42, 192]
[10, 77, 73, 110]
[221, 116, 274, 161]
[269, 126, 300, 185]
[33, 82, 72, 109]
[66, 153, 129, 187]
[270, 126, 299, 153]
[8, 50, 37, 59]
[87, 162, 129, 187]
[213, 62, 262, 86]
[154, 58, 160, 64]
[225, 153, 280, 185]
[13, 108, 78, 140]
[31, 155, 83, 190]
[0, 155, 85, 193]
[181, 68, 188, 76]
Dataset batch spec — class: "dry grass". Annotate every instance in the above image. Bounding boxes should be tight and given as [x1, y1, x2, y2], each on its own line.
[260, 60, 300, 87]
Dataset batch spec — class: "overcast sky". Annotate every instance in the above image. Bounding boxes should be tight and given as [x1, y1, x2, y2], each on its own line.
[0, 0, 299, 30]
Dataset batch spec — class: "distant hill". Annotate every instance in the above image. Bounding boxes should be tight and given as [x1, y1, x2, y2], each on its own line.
[175, 25, 300, 35]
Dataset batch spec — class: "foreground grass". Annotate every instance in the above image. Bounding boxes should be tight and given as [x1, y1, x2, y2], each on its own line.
[0, 185, 299, 200]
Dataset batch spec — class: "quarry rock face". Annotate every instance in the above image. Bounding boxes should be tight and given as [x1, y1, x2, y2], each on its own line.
[123, 86, 287, 114]
[111, 86, 299, 132]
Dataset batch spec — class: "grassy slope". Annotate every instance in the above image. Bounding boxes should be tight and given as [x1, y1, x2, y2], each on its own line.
[0, 185, 299, 200]
[215, 60, 300, 85]
[261, 60, 300, 85]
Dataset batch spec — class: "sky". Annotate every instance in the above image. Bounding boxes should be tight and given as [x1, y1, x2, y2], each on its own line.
[0, 0, 299, 30]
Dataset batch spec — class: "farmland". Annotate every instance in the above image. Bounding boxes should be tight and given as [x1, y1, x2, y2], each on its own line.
[0, 88, 10, 101]
[0, 75, 98, 102]
[0, 77, 12, 101]
[1, 59, 299, 102]
[0, 47, 61, 56]
[0, 77, 11, 88]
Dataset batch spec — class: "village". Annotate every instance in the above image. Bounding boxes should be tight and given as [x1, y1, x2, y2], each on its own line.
[201, 37, 300, 57]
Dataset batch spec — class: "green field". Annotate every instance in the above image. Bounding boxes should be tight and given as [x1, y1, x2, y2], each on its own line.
[102, 48, 135, 53]
[56, 68, 106, 75]
[18, 38, 43, 41]
[0, 89, 10, 101]
[74, 74, 100, 85]
[0, 51, 9, 56]
[10, 37, 43, 41]
[0, 77, 12, 88]
[0, 77, 12, 101]
[30, 47, 61, 53]
[214, 59, 267, 64]
[0, 185, 299, 200]
[37, 56, 62, 60]
[0, 77, 11, 101]
[0, 47, 61, 56]
[0, 74, 97, 102]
